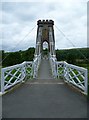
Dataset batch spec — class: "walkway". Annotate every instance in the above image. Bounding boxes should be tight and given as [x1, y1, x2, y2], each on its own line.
[37, 58, 53, 79]
[2, 59, 87, 118]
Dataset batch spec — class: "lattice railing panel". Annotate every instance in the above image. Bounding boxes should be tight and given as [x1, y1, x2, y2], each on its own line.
[64, 64, 87, 91]
[57, 61, 88, 94]
[57, 62, 64, 77]
[4, 67, 22, 88]
[25, 62, 33, 78]
[1, 61, 33, 93]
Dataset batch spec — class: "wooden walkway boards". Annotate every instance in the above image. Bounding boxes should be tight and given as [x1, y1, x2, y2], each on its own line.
[2, 59, 87, 118]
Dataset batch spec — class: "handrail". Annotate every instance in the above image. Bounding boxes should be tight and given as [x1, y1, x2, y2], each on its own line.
[1, 61, 33, 94]
[57, 61, 88, 94]
[33, 54, 41, 78]
[49, 54, 57, 78]
[0, 54, 42, 94]
[0, 56, 88, 95]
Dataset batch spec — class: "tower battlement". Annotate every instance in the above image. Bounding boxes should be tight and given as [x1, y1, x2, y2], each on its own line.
[37, 19, 54, 25]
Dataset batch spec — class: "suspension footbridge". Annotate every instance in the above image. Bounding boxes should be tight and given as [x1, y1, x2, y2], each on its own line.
[0, 20, 88, 118]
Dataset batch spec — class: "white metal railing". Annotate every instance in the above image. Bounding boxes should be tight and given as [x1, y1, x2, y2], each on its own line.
[49, 54, 57, 78]
[1, 61, 33, 94]
[0, 56, 88, 95]
[0, 54, 42, 94]
[57, 61, 88, 94]
[33, 54, 41, 78]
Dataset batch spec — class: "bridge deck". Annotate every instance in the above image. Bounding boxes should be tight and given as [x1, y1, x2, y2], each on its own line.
[37, 58, 53, 79]
[2, 59, 87, 118]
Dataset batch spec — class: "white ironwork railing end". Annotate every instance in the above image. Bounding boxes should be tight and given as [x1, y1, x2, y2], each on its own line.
[0, 91, 6, 96]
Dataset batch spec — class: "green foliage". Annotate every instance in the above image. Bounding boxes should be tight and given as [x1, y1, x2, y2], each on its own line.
[3, 52, 22, 67]
[1, 47, 89, 96]
[2, 47, 35, 67]
[21, 47, 35, 61]
[56, 48, 89, 65]
[2, 47, 89, 67]
[56, 48, 89, 96]
[43, 48, 48, 55]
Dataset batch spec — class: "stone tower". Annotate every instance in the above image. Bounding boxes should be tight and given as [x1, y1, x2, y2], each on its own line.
[35, 20, 56, 57]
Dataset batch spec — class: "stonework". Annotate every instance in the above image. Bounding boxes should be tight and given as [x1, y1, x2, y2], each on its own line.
[35, 20, 55, 57]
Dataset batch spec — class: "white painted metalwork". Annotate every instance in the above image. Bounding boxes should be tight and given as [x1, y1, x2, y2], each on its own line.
[49, 54, 57, 78]
[1, 61, 33, 93]
[57, 61, 88, 94]
[33, 54, 41, 78]
[1, 19, 88, 95]
[0, 54, 41, 94]
[0, 54, 88, 95]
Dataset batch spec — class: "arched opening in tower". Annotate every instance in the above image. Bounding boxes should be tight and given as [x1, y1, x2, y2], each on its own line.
[42, 41, 49, 59]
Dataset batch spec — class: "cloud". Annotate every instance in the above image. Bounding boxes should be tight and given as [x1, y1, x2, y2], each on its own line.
[1, 1, 88, 51]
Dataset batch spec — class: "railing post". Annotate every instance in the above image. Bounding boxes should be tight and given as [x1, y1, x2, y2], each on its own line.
[32, 62, 34, 77]
[64, 62, 69, 82]
[49, 54, 57, 78]
[54, 61, 57, 78]
[21, 62, 26, 81]
[33, 62, 36, 78]
[1, 69, 4, 94]
[63, 62, 67, 80]
[33, 54, 42, 79]
[84, 69, 88, 94]
[53, 60, 57, 78]
[63, 62, 66, 78]
[56, 62, 58, 78]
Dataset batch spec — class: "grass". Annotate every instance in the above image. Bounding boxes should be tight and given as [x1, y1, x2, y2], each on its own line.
[76, 63, 89, 97]
[58, 65, 86, 83]
[58, 67, 64, 74]
[4, 68, 22, 85]
[69, 68, 84, 83]
[26, 67, 33, 79]
[58, 63, 89, 94]
[1, 66, 33, 87]
[75, 63, 89, 82]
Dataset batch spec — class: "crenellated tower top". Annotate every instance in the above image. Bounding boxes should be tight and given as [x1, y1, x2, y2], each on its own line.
[37, 19, 54, 27]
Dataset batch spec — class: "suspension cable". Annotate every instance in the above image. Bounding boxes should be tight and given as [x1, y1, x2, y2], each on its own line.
[1, 25, 36, 64]
[55, 25, 88, 61]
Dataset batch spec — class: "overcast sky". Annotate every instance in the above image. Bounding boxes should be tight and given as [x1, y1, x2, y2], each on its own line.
[0, 0, 88, 52]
